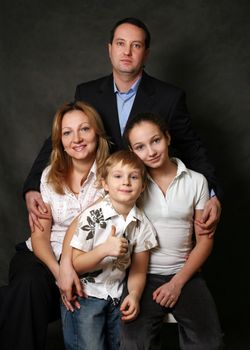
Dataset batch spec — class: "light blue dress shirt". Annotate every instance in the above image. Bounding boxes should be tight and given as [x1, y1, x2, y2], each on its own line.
[114, 77, 141, 135]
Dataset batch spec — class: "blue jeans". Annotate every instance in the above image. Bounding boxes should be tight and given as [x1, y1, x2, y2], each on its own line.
[61, 296, 121, 350]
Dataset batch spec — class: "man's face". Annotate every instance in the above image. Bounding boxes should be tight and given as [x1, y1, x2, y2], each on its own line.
[108, 23, 149, 78]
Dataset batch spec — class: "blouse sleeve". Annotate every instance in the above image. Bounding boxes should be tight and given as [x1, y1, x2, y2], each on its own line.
[40, 166, 51, 204]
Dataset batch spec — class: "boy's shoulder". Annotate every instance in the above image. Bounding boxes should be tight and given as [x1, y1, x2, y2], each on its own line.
[77, 195, 114, 225]
[133, 205, 146, 222]
[78, 198, 105, 218]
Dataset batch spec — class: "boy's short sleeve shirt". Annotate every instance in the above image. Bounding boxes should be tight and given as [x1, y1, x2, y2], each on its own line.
[70, 195, 158, 300]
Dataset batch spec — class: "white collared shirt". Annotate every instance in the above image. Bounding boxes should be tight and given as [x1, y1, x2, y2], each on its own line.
[26, 162, 103, 260]
[70, 195, 158, 300]
[141, 158, 209, 275]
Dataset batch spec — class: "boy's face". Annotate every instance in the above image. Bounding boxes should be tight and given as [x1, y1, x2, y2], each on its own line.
[102, 161, 145, 210]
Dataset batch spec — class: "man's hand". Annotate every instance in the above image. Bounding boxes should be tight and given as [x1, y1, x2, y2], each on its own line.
[194, 196, 221, 238]
[25, 191, 51, 232]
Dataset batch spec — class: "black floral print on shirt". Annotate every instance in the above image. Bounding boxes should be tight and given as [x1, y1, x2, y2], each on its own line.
[79, 269, 103, 283]
[81, 208, 106, 240]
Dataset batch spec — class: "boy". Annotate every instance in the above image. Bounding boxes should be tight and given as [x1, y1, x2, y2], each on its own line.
[61, 150, 158, 350]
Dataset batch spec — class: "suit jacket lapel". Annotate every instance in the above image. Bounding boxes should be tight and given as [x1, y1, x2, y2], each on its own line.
[98, 75, 123, 148]
[120, 72, 155, 148]
[128, 71, 155, 122]
[98, 72, 155, 150]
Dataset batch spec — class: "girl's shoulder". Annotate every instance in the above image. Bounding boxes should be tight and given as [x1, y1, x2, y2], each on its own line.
[174, 158, 207, 185]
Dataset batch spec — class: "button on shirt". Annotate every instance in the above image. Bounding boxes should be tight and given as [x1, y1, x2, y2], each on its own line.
[141, 158, 209, 276]
[26, 162, 103, 261]
[70, 195, 158, 300]
[114, 77, 141, 135]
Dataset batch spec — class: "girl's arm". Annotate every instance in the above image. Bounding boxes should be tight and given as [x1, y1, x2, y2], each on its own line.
[153, 209, 214, 307]
[120, 251, 149, 321]
[31, 204, 59, 280]
[170, 209, 213, 287]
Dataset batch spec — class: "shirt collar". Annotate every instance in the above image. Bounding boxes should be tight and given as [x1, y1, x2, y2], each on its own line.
[113, 76, 141, 95]
[87, 160, 97, 178]
[147, 157, 188, 183]
[79, 160, 97, 187]
[64, 161, 97, 196]
[101, 194, 143, 222]
[172, 157, 188, 177]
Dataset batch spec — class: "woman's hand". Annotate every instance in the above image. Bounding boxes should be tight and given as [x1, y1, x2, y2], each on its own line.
[57, 259, 84, 311]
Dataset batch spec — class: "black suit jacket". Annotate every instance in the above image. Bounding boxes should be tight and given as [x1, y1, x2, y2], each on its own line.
[23, 71, 222, 199]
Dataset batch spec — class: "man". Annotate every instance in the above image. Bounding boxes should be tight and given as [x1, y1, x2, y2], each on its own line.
[24, 17, 221, 234]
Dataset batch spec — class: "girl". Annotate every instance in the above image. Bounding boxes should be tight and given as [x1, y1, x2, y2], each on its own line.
[121, 113, 223, 350]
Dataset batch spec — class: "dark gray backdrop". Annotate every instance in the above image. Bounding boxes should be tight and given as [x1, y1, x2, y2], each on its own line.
[1, 0, 249, 348]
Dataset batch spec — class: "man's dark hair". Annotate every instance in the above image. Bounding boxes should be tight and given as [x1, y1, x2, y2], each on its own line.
[110, 17, 151, 49]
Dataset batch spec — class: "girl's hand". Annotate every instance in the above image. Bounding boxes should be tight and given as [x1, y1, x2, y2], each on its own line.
[153, 281, 181, 308]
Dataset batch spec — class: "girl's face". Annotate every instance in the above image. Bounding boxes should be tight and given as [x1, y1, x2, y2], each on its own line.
[61, 110, 98, 162]
[128, 121, 170, 169]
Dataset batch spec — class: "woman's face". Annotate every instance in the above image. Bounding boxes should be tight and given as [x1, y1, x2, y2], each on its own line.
[128, 121, 170, 169]
[61, 110, 98, 162]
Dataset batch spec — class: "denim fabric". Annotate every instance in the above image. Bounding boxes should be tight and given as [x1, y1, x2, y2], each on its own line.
[61, 296, 121, 350]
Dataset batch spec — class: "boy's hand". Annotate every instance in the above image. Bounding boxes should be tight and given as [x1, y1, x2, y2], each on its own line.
[104, 226, 128, 257]
[120, 292, 140, 322]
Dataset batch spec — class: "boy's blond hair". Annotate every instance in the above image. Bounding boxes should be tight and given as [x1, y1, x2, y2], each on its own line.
[100, 150, 147, 184]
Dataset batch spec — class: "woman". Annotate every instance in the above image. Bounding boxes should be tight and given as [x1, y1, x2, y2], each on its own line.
[120, 112, 223, 349]
[0, 101, 109, 350]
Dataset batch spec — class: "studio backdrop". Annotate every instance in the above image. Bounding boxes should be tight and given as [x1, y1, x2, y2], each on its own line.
[1, 1, 249, 348]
